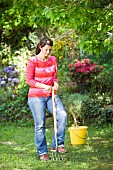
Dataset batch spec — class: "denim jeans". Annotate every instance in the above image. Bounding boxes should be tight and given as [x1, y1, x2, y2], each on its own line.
[28, 95, 67, 156]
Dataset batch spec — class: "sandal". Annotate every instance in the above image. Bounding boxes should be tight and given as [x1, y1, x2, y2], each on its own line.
[40, 154, 49, 161]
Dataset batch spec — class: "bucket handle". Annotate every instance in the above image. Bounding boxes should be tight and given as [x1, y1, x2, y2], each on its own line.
[72, 114, 88, 139]
[73, 130, 88, 140]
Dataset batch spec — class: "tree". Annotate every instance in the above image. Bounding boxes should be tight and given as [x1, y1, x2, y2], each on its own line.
[0, 0, 113, 55]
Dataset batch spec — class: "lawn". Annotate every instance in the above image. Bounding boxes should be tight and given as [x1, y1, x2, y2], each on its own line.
[0, 122, 113, 170]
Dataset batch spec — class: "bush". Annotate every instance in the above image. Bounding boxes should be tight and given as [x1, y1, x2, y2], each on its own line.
[0, 47, 32, 125]
[0, 65, 19, 102]
[0, 84, 33, 126]
[90, 64, 112, 94]
[80, 92, 113, 126]
[59, 83, 113, 127]
[59, 91, 90, 126]
[68, 58, 103, 84]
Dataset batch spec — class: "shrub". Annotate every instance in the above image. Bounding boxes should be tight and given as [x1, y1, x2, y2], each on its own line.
[89, 63, 113, 95]
[80, 92, 113, 126]
[68, 58, 103, 84]
[0, 47, 32, 125]
[59, 84, 113, 127]
[0, 84, 33, 126]
[59, 91, 90, 126]
[0, 65, 19, 103]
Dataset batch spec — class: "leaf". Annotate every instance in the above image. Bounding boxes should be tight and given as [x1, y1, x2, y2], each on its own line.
[104, 39, 110, 47]
[97, 23, 102, 31]
[60, 12, 65, 18]
[80, 41, 85, 49]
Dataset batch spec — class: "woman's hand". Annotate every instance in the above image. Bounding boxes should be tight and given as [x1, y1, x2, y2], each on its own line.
[35, 82, 52, 91]
[45, 85, 52, 91]
[53, 82, 59, 91]
[35, 82, 59, 92]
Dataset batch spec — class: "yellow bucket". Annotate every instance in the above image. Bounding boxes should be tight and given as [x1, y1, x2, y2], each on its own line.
[68, 126, 88, 145]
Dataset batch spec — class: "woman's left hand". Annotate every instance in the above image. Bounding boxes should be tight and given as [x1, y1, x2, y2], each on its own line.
[54, 82, 59, 91]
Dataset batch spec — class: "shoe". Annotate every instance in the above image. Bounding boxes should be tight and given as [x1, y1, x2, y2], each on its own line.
[50, 148, 57, 152]
[58, 147, 67, 153]
[51, 147, 67, 153]
[40, 154, 49, 161]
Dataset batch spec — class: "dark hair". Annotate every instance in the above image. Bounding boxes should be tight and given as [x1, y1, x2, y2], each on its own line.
[36, 37, 53, 55]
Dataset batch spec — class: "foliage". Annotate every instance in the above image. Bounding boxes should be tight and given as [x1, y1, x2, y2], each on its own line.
[0, 0, 56, 50]
[0, 46, 31, 125]
[68, 58, 103, 84]
[52, 34, 79, 85]
[0, 65, 19, 101]
[0, 0, 113, 55]
[81, 92, 113, 126]
[0, 123, 113, 169]
[90, 62, 113, 94]
[59, 73, 113, 127]
[0, 83, 32, 125]
[59, 91, 90, 126]
[0, 46, 30, 100]
[53, 32, 79, 62]
[0, 0, 113, 128]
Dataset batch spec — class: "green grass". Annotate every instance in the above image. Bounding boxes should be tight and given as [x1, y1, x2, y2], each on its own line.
[0, 122, 113, 170]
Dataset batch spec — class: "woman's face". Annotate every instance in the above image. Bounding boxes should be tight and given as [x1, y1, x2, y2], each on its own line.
[40, 45, 52, 57]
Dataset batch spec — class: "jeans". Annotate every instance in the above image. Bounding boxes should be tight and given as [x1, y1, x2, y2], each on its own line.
[28, 95, 67, 156]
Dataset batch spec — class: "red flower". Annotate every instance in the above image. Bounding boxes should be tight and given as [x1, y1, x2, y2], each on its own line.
[84, 68, 90, 73]
[99, 66, 103, 70]
[76, 68, 83, 72]
[75, 61, 82, 67]
[68, 59, 104, 84]
[68, 63, 73, 68]
[84, 59, 90, 64]
[89, 66, 95, 72]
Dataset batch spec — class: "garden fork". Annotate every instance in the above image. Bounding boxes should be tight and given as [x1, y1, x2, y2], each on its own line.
[51, 87, 63, 161]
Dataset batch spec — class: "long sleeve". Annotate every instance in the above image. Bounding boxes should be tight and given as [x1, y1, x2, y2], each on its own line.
[26, 56, 58, 97]
[26, 58, 37, 87]
[53, 63, 58, 83]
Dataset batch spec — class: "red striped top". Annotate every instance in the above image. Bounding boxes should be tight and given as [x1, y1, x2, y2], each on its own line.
[26, 56, 58, 97]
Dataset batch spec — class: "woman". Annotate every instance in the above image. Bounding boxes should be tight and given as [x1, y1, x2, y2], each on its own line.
[26, 37, 67, 161]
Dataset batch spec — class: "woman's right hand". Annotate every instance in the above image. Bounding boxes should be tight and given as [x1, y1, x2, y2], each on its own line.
[35, 82, 52, 91]
[45, 85, 52, 91]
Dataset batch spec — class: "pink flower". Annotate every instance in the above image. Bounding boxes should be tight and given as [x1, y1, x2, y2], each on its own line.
[82, 63, 86, 67]
[84, 68, 90, 73]
[68, 58, 103, 84]
[75, 61, 82, 67]
[76, 68, 83, 72]
[99, 66, 103, 69]
[68, 63, 73, 68]
[84, 59, 90, 64]
[89, 65, 95, 72]
[92, 63, 97, 67]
